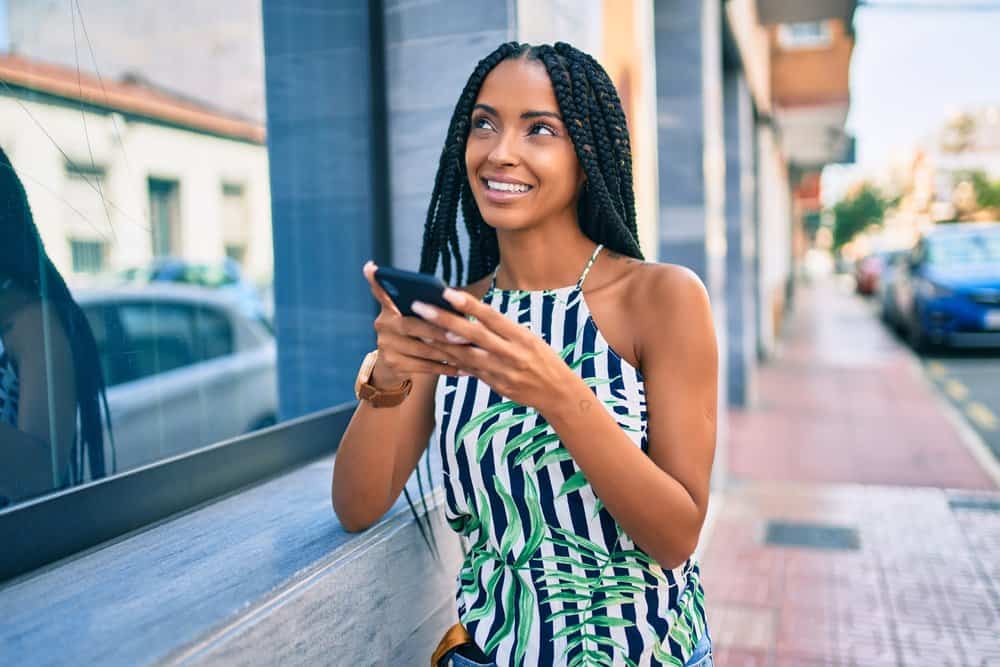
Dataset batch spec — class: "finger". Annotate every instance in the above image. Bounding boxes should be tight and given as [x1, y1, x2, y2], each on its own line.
[396, 315, 461, 345]
[385, 352, 466, 377]
[410, 300, 510, 356]
[441, 288, 530, 342]
[363, 261, 400, 315]
[381, 330, 466, 366]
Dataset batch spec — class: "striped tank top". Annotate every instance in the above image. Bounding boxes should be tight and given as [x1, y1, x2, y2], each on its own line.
[432, 243, 710, 667]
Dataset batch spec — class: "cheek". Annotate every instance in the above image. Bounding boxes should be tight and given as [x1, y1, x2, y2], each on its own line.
[533, 150, 581, 199]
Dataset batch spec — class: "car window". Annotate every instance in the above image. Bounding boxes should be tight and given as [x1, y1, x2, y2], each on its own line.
[117, 302, 197, 381]
[81, 305, 117, 388]
[193, 306, 234, 361]
[928, 232, 1000, 267]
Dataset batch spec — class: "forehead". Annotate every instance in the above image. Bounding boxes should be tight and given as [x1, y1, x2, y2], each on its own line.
[474, 58, 559, 112]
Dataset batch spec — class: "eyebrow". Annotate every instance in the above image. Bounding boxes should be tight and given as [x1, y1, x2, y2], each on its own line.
[473, 103, 563, 122]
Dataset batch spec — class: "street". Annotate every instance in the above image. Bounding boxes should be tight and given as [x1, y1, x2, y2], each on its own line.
[702, 274, 999, 666]
[863, 290, 1000, 465]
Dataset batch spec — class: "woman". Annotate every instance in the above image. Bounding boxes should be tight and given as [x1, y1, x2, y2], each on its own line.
[0, 146, 115, 507]
[334, 42, 716, 667]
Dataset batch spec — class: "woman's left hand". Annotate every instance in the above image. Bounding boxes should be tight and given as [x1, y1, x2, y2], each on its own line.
[409, 288, 580, 415]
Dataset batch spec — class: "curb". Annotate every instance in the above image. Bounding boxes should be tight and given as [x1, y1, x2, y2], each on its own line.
[900, 345, 1000, 489]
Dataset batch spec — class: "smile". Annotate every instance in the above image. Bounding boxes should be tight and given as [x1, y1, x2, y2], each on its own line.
[485, 179, 531, 193]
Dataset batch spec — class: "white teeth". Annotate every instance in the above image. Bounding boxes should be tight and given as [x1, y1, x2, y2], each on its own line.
[486, 179, 531, 193]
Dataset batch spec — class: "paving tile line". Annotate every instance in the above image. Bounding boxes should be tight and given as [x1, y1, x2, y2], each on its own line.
[901, 351, 1000, 489]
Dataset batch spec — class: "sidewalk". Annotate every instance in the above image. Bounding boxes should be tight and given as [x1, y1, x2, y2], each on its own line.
[701, 276, 1000, 666]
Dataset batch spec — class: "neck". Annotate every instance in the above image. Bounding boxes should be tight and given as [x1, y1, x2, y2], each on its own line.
[492, 215, 598, 290]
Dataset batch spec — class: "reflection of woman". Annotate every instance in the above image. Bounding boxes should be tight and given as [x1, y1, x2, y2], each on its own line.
[0, 146, 114, 507]
[335, 43, 716, 666]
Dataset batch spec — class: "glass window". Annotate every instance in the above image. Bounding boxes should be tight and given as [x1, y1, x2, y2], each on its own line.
[0, 2, 277, 510]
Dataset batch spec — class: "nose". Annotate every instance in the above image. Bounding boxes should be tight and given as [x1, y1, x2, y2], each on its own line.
[487, 129, 519, 167]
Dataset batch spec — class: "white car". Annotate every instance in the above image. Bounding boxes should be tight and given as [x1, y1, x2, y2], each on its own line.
[75, 284, 278, 474]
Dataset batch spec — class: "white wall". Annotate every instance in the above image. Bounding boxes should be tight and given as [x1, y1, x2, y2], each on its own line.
[516, 0, 603, 54]
[756, 123, 792, 357]
[0, 97, 272, 285]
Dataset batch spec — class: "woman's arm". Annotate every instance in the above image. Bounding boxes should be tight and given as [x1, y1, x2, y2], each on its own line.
[540, 264, 718, 570]
[0, 300, 79, 503]
[332, 364, 438, 532]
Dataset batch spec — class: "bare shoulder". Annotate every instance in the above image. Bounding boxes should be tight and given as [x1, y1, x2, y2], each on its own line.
[621, 260, 714, 363]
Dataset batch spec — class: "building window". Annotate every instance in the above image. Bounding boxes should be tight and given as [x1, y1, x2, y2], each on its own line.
[221, 182, 249, 266]
[777, 21, 832, 50]
[148, 178, 180, 257]
[70, 239, 106, 274]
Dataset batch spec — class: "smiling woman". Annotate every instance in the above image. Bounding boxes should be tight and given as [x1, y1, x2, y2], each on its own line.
[334, 41, 717, 667]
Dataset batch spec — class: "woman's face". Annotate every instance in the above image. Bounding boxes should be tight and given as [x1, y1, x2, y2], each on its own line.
[465, 57, 585, 233]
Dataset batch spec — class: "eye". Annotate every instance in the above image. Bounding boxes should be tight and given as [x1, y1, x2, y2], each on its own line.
[472, 116, 495, 131]
[530, 123, 557, 137]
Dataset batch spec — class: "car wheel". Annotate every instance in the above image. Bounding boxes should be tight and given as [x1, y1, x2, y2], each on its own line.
[907, 318, 932, 354]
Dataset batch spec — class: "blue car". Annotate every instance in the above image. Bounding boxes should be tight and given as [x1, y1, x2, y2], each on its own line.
[893, 222, 1000, 351]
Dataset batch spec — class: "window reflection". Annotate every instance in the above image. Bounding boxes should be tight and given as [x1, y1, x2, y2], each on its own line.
[0, 146, 113, 507]
[0, 2, 276, 507]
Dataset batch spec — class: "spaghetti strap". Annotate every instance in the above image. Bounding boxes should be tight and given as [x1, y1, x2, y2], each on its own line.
[489, 243, 604, 292]
[574, 243, 603, 292]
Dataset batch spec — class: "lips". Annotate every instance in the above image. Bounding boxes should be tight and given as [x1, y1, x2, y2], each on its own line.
[479, 176, 534, 203]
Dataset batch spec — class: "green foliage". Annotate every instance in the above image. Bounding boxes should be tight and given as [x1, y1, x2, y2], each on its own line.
[831, 183, 892, 249]
[969, 171, 1000, 211]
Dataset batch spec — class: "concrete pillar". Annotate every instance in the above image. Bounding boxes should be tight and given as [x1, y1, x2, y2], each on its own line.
[383, 2, 514, 272]
[262, 1, 382, 419]
[723, 69, 757, 407]
[653, 0, 728, 487]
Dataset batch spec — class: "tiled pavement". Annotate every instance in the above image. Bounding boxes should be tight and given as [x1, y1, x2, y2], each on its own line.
[700, 277, 1000, 666]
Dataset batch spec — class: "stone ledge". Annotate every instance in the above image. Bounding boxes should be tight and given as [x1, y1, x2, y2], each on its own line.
[0, 451, 461, 666]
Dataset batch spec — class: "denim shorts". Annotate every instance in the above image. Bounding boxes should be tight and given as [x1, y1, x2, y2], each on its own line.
[446, 632, 714, 666]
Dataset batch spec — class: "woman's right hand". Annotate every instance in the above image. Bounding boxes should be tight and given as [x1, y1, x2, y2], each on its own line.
[362, 261, 465, 386]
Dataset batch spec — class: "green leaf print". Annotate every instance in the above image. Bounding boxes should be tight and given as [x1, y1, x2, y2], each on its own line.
[557, 470, 589, 498]
[534, 446, 573, 471]
[463, 565, 504, 623]
[455, 399, 525, 451]
[476, 414, 531, 462]
[511, 433, 562, 466]
[493, 475, 523, 558]
[500, 422, 551, 459]
[515, 474, 546, 568]
[568, 351, 602, 370]
[483, 573, 518, 655]
[512, 570, 535, 667]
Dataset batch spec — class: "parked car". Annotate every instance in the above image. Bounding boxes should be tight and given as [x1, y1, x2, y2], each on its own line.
[75, 284, 278, 473]
[118, 256, 271, 328]
[854, 252, 885, 295]
[878, 249, 910, 329]
[892, 222, 1000, 352]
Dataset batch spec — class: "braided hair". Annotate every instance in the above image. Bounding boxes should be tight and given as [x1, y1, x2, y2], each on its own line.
[420, 41, 643, 285]
[406, 42, 643, 560]
[0, 146, 116, 504]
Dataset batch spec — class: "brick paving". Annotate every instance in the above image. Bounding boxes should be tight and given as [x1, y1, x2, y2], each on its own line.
[701, 277, 1000, 666]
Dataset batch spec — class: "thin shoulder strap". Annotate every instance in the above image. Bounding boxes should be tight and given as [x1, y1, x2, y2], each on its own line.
[575, 243, 603, 291]
[490, 243, 604, 292]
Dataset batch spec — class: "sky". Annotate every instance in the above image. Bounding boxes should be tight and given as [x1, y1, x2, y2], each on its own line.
[0, 1, 7, 53]
[825, 1, 1000, 201]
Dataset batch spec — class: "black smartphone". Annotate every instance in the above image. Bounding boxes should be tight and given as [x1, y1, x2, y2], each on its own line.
[373, 265, 462, 318]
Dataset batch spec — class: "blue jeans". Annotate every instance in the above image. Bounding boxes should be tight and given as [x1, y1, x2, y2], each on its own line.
[446, 632, 714, 666]
[685, 632, 714, 666]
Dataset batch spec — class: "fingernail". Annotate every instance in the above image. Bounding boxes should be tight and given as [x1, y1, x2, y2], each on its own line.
[446, 332, 469, 344]
[457, 370, 469, 376]
[442, 288, 465, 306]
[411, 301, 436, 319]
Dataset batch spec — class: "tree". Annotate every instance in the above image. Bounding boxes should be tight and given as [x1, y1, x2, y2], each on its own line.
[969, 171, 1000, 212]
[831, 183, 891, 250]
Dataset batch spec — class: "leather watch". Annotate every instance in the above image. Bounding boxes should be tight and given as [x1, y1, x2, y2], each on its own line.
[354, 349, 413, 407]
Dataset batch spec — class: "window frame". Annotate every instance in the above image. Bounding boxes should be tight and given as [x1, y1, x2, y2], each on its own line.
[0, 403, 354, 583]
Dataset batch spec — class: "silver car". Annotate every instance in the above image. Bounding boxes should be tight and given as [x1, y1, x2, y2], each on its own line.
[75, 284, 278, 474]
